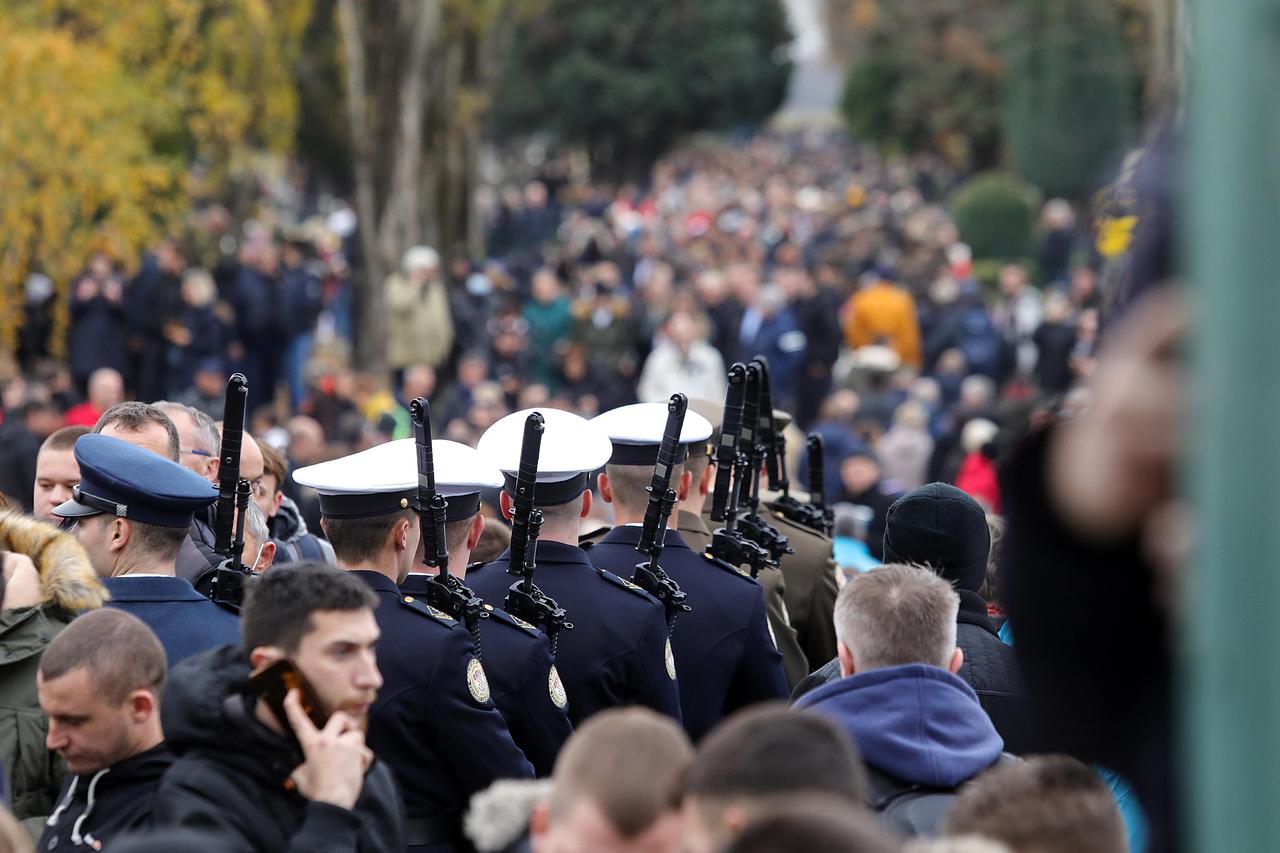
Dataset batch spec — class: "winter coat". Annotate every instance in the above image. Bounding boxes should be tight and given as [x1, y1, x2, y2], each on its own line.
[636, 341, 727, 405]
[0, 513, 105, 829]
[152, 646, 405, 852]
[521, 298, 572, 387]
[844, 282, 922, 367]
[877, 427, 934, 493]
[739, 309, 806, 411]
[790, 589, 1035, 757]
[268, 495, 336, 566]
[795, 663, 1004, 834]
[38, 745, 174, 852]
[67, 288, 127, 382]
[386, 274, 454, 370]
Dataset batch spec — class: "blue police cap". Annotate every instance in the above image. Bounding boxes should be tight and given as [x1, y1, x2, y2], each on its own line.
[53, 434, 218, 529]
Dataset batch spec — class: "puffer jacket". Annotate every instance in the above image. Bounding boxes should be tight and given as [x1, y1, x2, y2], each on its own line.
[269, 496, 335, 566]
[0, 513, 106, 832]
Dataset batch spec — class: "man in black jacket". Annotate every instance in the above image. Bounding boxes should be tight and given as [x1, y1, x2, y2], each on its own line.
[37, 609, 173, 851]
[151, 564, 404, 852]
[791, 482, 1033, 755]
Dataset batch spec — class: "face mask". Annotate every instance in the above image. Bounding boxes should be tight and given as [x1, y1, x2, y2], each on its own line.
[466, 273, 492, 296]
[249, 542, 266, 573]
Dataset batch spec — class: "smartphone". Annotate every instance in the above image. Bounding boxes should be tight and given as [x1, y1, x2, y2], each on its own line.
[250, 659, 329, 733]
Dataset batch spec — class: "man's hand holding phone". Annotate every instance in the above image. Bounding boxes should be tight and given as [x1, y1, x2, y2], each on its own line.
[283, 689, 371, 810]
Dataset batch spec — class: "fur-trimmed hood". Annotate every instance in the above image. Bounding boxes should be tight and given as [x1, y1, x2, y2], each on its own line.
[465, 779, 550, 853]
[0, 512, 105, 612]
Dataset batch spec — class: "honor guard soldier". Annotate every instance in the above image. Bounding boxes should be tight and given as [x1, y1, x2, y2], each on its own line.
[467, 408, 683, 727]
[53, 433, 240, 665]
[585, 403, 788, 740]
[679, 400, 811, 687]
[389, 437, 573, 776]
[293, 444, 534, 851]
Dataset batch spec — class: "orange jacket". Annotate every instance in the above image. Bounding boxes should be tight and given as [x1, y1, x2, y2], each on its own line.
[843, 282, 922, 367]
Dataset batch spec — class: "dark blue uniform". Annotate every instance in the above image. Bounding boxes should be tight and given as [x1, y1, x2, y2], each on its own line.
[101, 576, 239, 666]
[467, 541, 682, 727]
[586, 526, 788, 740]
[356, 571, 533, 852]
[400, 572, 573, 777]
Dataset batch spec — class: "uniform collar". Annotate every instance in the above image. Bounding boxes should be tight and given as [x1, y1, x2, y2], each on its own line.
[102, 575, 206, 602]
[599, 526, 691, 552]
[350, 569, 400, 595]
[677, 509, 709, 536]
[497, 539, 590, 566]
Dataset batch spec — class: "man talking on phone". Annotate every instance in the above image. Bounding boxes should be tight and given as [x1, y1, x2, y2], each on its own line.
[150, 563, 405, 852]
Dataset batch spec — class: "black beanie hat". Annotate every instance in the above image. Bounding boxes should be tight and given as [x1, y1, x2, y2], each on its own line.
[882, 482, 990, 593]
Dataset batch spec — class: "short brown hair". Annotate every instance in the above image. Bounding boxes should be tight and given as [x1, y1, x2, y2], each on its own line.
[685, 705, 868, 805]
[40, 609, 166, 704]
[40, 425, 90, 455]
[321, 510, 413, 565]
[942, 756, 1126, 853]
[604, 463, 683, 517]
[260, 442, 288, 492]
[548, 708, 693, 838]
[834, 563, 958, 671]
[241, 562, 379, 654]
[723, 795, 898, 853]
[124, 519, 188, 563]
[472, 516, 511, 564]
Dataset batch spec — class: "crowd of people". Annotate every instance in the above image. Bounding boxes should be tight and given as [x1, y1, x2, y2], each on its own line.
[0, 128, 1171, 853]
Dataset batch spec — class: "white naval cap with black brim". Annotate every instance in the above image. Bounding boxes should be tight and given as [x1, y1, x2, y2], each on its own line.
[477, 408, 613, 505]
[293, 438, 502, 521]
[590, 403, 713, 466]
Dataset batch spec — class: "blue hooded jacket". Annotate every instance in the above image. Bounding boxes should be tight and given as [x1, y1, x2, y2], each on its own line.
[794, 663, 1004, 788]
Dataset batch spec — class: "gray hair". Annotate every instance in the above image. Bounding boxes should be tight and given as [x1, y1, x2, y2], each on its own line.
[834, 564, 959, 671]
[244, 499, 270, 548]
[154, 401, 220, 456]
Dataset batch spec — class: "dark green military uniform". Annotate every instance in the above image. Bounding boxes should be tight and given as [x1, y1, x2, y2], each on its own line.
[677, 510, 810, 687]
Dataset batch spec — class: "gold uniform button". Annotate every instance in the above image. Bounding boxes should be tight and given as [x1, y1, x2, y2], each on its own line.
[403, 595, 415, 603]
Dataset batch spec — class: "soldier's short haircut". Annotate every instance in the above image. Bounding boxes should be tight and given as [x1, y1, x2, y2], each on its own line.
[40, 425, 90, 455]
[685, 705, 868, 806]
[93, 402, 181, 462]
[321, 510, 414, 565]
[721, 795, 897, 853]
[39, 609, 166, 704]
[548, 708, 692, 838]
[834, 563, 958, 671]
[472, 516, 511, 564]
[942, 756, 1126, 853]
[123, 520, 189, 563]
[241, 562, 378, 654]
[604, 463, 683, 517]
[444, 517, 473, 557]
[154, 401, 220, 455]
[259, 442, 288, 492]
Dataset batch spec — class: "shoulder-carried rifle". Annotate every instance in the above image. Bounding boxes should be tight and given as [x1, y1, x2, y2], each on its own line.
[631, 394, 691, 633]
[734, 361, 793, 563]
[411, 397, 487, 655]
[201, 374, 253, 610]
[706, 364, 773, 578]
[503, 413, 573, 656]
[806, 433, 834, 537]
[755, 357, 827, 534]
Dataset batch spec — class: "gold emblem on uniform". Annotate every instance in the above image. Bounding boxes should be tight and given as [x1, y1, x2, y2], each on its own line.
[428, 605, 451, 621]
[665, 638, 677, 681]
[512, 614, 536, 631]
[466, 658, 491, 704]
[548, 665, 568, 709]
[622, 578, 643, 592]
[403, 595, 415, 603]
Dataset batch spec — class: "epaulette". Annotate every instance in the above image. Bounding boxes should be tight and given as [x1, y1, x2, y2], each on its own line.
[399, 594, 458, 628]
[482, 602, 541, 638]
[765, 504, 831, 542]
[597, 568, 655, 600]
[699, 550, 761, 583]
[578, 526, 612, 550]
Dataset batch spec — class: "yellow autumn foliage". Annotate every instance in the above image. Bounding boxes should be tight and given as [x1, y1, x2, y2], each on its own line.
[0, 0, 311, 358]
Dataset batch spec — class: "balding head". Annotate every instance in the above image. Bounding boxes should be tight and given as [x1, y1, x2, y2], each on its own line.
[87, 369, 125, 411]
[154, 402, 220, 482]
